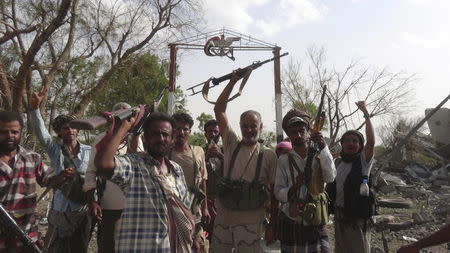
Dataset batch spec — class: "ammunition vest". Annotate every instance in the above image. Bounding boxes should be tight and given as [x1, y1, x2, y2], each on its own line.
[216, 142, 268, 210]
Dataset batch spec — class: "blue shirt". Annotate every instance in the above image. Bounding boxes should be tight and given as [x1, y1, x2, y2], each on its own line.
[30, 109, 91, 212]
[112, 153, 190, 253]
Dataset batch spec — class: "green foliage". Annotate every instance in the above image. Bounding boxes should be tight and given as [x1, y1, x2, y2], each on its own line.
[189, 132, 206, 147]
[261, 130, 276, 149]
[88, 53, 169, 115]
[196, 112, 214, 132]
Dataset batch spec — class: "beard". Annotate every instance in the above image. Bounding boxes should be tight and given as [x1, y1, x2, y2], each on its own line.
[0, 139, 19, 153]
[291, 137, 307, 147]
[147, 142, 170, 158]
[242, 132, 260, 145]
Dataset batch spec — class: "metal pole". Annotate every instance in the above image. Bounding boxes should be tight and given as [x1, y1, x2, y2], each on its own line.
[168, 44, 177, 115]
[273, 47, 283, 143]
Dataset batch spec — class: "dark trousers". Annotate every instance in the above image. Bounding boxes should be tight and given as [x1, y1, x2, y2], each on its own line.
[45, 209, 92, 253]
[278, 212, 330, 253]
[97, 209, 122, 253]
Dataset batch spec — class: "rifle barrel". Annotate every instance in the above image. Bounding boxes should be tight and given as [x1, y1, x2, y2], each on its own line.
[186, 52, 289, 95]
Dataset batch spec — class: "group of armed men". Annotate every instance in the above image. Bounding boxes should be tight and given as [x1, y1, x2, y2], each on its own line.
[1, 76, 450, 253]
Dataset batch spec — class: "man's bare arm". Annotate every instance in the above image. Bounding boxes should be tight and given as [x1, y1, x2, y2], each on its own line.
[94, 117, 136, 172]
[213, 73, 241, 135]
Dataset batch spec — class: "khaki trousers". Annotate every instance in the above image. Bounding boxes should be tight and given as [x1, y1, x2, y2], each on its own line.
[334, 209, 371, 253]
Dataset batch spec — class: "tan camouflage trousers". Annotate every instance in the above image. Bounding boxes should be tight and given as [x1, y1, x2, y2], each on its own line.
[210, 216, 262, 253]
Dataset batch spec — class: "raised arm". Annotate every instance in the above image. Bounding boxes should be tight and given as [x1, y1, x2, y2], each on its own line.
[29, 86, 53, 147]
[94, 117, 136, 173]
[356, 101, 374, 162]
[213, 73, 241, 135]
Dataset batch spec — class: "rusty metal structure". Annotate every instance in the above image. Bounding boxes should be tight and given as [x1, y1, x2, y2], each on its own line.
[168, 28, 286, 142]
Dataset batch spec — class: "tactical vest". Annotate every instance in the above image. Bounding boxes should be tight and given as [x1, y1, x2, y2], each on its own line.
[216, 142, 268, 210]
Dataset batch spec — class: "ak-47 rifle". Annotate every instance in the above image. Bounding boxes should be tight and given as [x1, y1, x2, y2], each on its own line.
[303, 85, 327, 185]
[186, 53, 289, 96]
[0, 205, 42, 253]
[69, 86, 167, 132]
[292, 85, 327, 206]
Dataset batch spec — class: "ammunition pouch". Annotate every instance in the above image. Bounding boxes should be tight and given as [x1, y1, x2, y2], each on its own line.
[216, 177, 268, 210]
[291, 192, 329, 226]
[216, 142, 267, 211]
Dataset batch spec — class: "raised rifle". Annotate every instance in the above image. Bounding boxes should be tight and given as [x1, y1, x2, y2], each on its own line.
[303, 85, 327, 186]
[0, 205, 42, 253]
[291, 85, 327, 205]
[69, 86, 167, 132]
[186, 53, 288, 96]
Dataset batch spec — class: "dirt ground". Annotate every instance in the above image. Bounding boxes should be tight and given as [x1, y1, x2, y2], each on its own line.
[35, 183, 450, 253]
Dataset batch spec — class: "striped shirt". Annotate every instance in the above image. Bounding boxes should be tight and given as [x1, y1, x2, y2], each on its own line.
[0, 146, 52, 251]
[111, 152, 190, 253]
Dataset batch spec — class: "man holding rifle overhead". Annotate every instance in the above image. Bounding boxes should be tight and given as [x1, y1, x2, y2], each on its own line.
[95, 112, 194, 252]
[274, 108, 335, 253]
[211, 73, 277, 253]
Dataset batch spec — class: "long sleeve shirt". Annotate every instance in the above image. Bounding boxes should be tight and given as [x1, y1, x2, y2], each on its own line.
[30, 109, 91, 212]
[274, 146, 336, 222]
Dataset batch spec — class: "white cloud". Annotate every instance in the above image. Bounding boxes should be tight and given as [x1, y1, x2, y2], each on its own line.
[402, 32, 450, 49]
[203, 0, 327, 37]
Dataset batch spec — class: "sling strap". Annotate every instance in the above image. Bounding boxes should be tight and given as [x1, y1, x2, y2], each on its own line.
[201, 69, 253, 104]
[226, 142, 265, 183]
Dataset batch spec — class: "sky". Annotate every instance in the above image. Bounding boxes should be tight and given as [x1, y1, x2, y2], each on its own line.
[174, 0, 450, 138]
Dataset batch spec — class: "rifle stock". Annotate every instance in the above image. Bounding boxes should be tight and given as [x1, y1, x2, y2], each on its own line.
[69, 86, 167, 131]
[0, 205, 42, 253]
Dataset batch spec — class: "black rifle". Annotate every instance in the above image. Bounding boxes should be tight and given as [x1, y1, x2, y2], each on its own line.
[70, 86, 167, 131]
[0, 204, 42, 253]
[186, 53, 289, 96]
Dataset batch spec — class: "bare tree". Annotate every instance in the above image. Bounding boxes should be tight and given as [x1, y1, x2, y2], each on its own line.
[0, 0, 203, 119]
[282, 46, 416, 147]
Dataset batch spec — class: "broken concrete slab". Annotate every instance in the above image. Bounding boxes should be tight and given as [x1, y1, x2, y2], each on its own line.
[412, 212, 433, 224]
[373, 214, 396, 225]
[378, 198, 413, 209]
[380, 172, 407, 186]
[386, 220, 414, 231]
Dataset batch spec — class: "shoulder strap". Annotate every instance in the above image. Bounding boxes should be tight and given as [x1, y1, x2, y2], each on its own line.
[227, 142, 242, 178]
[252, 144, 265, 183]
[189, 145, 199, 185]
[287, 153, 297, 185]
[288, 153, 306, 186]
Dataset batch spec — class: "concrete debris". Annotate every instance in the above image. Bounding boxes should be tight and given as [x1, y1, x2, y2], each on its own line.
[372, 215, 395, 225]
[401, 236, 418, 242]
[378, 198, 413, 209]
[379, 172, 406, 186]
[411, 212, 433, 224]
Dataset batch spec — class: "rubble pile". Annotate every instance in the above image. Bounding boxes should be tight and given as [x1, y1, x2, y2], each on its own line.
[370, 126, 450, 252]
